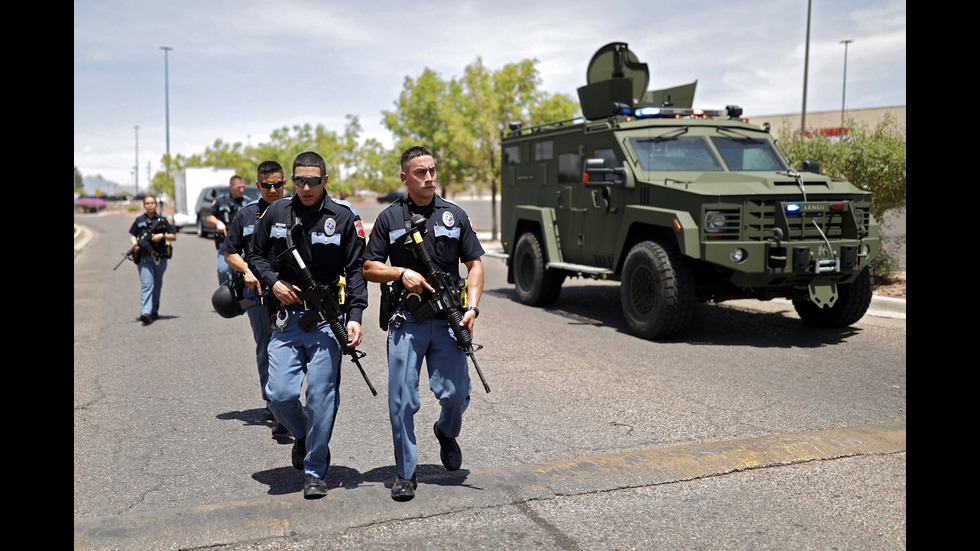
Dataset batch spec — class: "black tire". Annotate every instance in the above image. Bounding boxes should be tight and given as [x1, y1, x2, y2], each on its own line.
[619, 240, 696, 339]
[513, 232, 565, 306]
[793, 267, 873, 327]
[196, 216, 206, 237]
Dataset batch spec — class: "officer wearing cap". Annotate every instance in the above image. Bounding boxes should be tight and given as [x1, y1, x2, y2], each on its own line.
[363, 145, 484, 501]
[223, 160, 286, 434]
[247, 151, 367, 499]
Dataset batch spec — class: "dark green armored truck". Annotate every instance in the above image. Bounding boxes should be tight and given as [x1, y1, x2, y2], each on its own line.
[501, 43, 880, 339]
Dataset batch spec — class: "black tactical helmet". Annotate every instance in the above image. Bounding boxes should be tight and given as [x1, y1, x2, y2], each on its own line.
[211, 284, 262, 318]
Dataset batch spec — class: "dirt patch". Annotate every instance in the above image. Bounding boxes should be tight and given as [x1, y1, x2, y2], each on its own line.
[874, 272, 906, 299]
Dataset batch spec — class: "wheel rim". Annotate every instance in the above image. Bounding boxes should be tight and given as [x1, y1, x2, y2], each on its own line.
[629, 265, 655, 315]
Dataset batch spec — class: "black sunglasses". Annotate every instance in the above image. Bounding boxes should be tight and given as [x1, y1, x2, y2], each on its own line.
[292, 176, 324, 188]
[259, 180, 286, 189]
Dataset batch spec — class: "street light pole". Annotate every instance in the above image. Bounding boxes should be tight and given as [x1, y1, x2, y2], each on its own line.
[160, 46, 172, 182]
[840, 39, 853, 136]
[134, 125, 139, 195]
[800, 0, 812, 136]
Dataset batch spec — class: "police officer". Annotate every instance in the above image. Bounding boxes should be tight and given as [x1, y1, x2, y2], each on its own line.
[128, 196, 177, 325]
[363, 146, 484, 501]
[247, 151, 367, 499]
[208, 174, 249, 285]
[223, 160, 287, 434]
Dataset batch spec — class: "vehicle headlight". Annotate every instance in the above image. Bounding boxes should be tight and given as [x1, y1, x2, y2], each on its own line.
[705, 211, 727, 233]
[730, 248, 747, 263]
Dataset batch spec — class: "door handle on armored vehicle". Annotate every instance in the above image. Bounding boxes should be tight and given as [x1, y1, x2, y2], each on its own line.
[591, 188, 610, 210]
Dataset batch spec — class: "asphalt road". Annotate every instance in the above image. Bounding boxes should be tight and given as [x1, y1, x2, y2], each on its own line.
[74, 202, 905, 550]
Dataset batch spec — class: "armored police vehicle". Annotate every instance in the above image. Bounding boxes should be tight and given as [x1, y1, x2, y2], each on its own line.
[501, 43, 879, 339]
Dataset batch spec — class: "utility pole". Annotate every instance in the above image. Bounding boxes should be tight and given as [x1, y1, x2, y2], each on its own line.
[160, 46, 173, 182]
[134, 125, 139, 194]
[800, 0, 812, 137]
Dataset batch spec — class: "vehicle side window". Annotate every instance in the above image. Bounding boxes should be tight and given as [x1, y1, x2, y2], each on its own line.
[593, 148, 622, 168]
[504, 145, 522, 165]
[535, 141, 554, 161]
[558, 152, 580, 184]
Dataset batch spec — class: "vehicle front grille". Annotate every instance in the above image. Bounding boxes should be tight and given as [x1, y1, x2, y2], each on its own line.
[703, 199, 871, 241]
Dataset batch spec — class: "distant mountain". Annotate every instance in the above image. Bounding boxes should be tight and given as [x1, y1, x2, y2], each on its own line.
[83, 175, 131, 196]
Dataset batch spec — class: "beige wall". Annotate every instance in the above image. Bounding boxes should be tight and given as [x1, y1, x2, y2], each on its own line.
[746, 106, 906, 138]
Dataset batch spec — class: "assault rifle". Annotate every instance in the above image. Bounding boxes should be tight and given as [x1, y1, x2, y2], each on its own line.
[114, 216, 165, 271]
[278, 218, 377, 396]
[404, 213, 491, 393]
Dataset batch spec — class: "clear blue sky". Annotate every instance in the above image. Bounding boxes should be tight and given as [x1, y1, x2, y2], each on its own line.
[74, 0, 906, 188]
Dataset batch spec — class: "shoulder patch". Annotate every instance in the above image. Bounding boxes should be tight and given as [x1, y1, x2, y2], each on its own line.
[354, 220, 366, 239]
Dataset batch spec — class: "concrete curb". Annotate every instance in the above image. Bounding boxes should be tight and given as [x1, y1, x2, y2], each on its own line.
[865, 295, 906, 319]
[73, 421, 905, 551]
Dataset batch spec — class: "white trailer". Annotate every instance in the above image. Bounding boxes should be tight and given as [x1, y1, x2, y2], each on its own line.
[173, 167, 235, 229]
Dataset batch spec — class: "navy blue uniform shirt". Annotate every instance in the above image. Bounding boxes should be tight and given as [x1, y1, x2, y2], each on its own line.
[212, 193, 249, 253]
[248, 194, 367, 324]
[363, 195, 484, 279]
[225, 199, 267, 256]
[128, 213, 176, 256]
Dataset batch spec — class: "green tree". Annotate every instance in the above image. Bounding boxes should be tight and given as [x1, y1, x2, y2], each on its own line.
[150, 116, 366, 200]
[781, 114, 906, 276]
[384, 58, 578, 239]
[74, 166, 84, 194]
[457, 58, 578, 239]
[382, 68, 464, 194]
[782, 114, 906, 224]
[349, 137, 401, 193]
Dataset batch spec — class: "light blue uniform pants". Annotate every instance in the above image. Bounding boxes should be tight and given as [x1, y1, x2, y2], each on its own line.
[243, 287, 271, 406]
[266, 310, 342, 478]
[387, 312, 470, 479]
[137, 257, 167, 316]
[216, 250, 231, 286]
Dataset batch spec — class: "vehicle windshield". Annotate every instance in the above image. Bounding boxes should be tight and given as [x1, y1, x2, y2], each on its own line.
[627, 133, 788, 172]
[709, 136, 787, 171]
[628, 136, 723, 171]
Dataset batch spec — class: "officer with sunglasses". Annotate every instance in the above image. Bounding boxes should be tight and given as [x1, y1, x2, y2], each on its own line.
[223, 160, 288, 434]
[247, 151, 368, 499]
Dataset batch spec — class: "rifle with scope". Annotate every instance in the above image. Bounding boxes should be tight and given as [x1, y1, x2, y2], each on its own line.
[277, 218, 377, 396]
[403, 213, 491, 393]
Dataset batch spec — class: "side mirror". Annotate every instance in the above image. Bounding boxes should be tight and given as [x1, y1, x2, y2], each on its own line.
[801, 160, 821, 174]
[583, 158, 628, 187]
